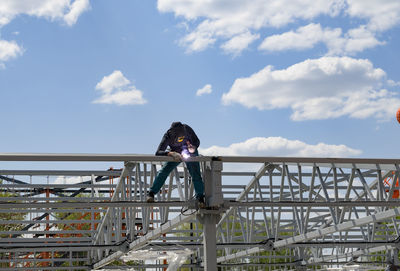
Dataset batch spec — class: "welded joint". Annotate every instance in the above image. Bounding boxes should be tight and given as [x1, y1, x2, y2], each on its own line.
[198, 208, 226, 215]
[186, 197, 198, 210]
[187, 198, 225, 211]
[124, 161, 135, 168]
[196, 213, 221, 225]
[392, 236, 400, 249]
[261, 239, 275, 251]
[118, 239, 130, 253]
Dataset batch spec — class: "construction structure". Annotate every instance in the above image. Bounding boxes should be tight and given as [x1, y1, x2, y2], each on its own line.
[0, 153, 399, 270]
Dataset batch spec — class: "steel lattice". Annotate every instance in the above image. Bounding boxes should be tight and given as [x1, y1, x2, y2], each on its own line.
[0, 154, 399, 270]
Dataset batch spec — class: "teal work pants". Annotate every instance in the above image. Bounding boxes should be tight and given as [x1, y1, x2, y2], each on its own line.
[149, 153, 204, 199]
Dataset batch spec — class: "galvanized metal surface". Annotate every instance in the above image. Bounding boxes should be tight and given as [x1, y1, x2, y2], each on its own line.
[0, 153, 399, 270]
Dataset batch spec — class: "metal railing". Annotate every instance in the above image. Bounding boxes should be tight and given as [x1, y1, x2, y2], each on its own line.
[0, 153, 399, 270]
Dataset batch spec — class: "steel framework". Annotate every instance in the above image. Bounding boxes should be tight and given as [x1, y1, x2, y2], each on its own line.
[0, 153, 399, 270]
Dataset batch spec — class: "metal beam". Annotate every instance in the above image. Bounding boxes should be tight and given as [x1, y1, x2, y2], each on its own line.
[306, 245, 396, 264]
[0, 152, 399, 167]
[92, 212, 196, 269]
[0, 201, 191, 209]
[274, 206, 400, 248]
[216, 206, 400, 263]
[0, 154, 399, 270]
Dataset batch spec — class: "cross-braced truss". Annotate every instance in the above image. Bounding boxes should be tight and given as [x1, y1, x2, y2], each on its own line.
[0, 154, 399, 270]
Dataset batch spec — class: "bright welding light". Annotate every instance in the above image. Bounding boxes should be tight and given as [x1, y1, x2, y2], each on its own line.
[181, 150, 190, 159]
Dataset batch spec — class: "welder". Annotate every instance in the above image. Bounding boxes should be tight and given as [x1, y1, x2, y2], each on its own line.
[147, 122, 205, 208]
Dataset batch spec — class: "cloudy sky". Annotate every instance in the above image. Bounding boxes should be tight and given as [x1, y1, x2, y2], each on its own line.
[0, 0, 399, 159]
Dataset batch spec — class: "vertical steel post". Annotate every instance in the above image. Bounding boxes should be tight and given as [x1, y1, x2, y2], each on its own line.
[204, 159, 223, 207]
[91, 174, 95, 260]
[203, 214, 218, 271]
[394, 248, 400, 267]
[203, 159, 223, 271]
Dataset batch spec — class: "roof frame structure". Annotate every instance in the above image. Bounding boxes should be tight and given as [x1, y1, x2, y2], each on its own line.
[0, 153, 399, 270]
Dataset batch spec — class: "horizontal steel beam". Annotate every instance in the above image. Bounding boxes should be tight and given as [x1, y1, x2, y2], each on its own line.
[224, 200, 400, 207]
[0, 153, 398, 166]
[100, 264, 201, 269]
[0, 201, 189, 208]
[306, 245, 396, 264]
[0, 153, 211, 162]
[0, 219, 102, 224]
[0, 209, 107, 213]
[0, 246, 97, 252]
[2, 200, 399, 209]
[0, 196, 111, 201]
[0, 243, 116, 249]
[146, 241, 394, 249]
[0, 260, 89, 265]
[0, 170, 379, 178]
[0, 237, 92, 242]
[0, 170, 123, 176]
[0, 267, 90, 271]
[0, 230, 96, 235]
[218, 156, 400, 166]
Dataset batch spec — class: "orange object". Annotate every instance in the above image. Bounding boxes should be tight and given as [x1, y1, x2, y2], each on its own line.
[397, 108, 400, 123]
[384, 172, 399, 199]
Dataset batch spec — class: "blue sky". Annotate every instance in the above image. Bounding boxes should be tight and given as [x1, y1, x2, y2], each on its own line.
[0, 0, 399, 159]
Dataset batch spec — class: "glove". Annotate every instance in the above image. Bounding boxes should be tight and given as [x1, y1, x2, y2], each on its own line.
[168, 151, 182, 162]
[187, 141, 196, 153]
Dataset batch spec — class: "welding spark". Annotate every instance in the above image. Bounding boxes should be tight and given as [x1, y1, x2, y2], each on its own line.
[181, 150, 190, 159]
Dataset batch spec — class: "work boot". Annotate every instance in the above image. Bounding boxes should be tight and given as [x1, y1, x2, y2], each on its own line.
[197, 196, 206, 209]
[147, 191, 155, 203]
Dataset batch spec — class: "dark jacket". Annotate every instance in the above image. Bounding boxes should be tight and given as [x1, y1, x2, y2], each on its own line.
[155, 122, 200, 156]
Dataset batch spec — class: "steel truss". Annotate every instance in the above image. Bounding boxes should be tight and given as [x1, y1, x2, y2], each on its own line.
[0, 154, 399, 270]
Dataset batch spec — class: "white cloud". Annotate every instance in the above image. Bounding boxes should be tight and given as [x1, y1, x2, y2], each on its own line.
[338, 25, 384, 54]
[388, 80, 400, 87]
[0, 39, 24, 65]
[178, 21, 216, 53]
[0, 0, 89, 66]
[200, 137, 361, 157]
[221, 31, 260, 56]
[259, 23, 340, 52]
[94, 70, 147, 106]
[63, 0, 90, 26]
[196, 84, 212, 96]
[222, 56, 400, 121]
[158, 0, 342, 27]
[157, 0, 400, 55]
[158, 0, 343, 54]
[95, 70, 130, 94]
[258, 23, 383, 55]
[0, 0, 90, 27]
[346, 0, 400, 32]
[94, 90, 147, 106]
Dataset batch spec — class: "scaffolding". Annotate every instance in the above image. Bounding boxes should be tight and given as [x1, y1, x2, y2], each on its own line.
[0, 153, 399, 270]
